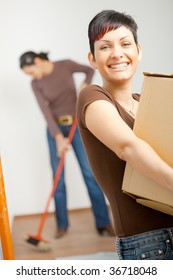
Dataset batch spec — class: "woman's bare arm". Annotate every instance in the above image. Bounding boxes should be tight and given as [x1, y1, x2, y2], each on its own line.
[85, 100, 173, 192]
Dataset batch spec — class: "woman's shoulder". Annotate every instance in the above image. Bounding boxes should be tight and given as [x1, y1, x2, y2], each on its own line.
[77, 84, 114, 120]
[80, 84, 113, 101]
[80, 84, 101, 93]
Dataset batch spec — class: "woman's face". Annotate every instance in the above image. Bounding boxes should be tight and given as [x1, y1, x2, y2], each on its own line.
[89, 26, 142, 87]
[22, 62, 44, 80]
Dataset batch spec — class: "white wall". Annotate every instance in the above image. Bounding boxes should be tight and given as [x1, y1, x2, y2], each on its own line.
[0, 0, 173, 223]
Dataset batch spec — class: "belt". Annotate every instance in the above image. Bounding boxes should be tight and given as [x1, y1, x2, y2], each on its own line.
[57, 115, 74, 126]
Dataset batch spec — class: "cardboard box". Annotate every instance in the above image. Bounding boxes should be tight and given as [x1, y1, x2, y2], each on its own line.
[122, 72, 173, 215]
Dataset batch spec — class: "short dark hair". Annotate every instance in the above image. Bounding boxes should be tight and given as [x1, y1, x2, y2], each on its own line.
[88, 10, 138, 56]
[19, 51, 49, 69]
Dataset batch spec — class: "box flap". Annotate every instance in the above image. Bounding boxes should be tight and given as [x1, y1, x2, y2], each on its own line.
[136, 199, 173, 216]
[122, 191, 138, 200]
[143, 72, 173, 78]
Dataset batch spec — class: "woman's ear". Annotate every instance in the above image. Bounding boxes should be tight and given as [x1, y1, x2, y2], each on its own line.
[137, 44, 142, 61]
[88, 52, 97, 70]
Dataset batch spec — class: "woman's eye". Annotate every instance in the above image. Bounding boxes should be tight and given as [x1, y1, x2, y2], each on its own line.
[100, 45, 110, 50]
[122, 42, 131, 47]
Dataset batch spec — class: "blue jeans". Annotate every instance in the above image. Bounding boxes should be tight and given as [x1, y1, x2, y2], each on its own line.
[47, 124, 111, 229]
[116, 227, 173, 260]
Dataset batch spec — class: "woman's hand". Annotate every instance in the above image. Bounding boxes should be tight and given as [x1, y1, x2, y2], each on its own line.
[55, 133, 70, 157]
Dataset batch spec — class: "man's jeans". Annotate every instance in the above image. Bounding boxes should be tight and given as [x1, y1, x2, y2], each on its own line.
[47, 124, 111, 229]
[116, 227, 173, 260]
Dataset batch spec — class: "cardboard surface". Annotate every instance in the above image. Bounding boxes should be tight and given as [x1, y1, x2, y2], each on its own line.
[122, 73, 173, 215]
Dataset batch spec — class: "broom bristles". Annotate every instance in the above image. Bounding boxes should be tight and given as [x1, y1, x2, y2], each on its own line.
[24, 234, 52, 252]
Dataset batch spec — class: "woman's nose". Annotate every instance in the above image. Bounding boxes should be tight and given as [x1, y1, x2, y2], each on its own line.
[110, 46, 123, 58]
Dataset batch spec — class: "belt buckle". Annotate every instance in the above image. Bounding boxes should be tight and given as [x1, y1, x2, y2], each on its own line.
[58, 115, 73, 126]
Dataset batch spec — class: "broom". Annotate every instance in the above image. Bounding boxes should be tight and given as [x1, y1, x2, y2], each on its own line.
[24, 116, 77, 251]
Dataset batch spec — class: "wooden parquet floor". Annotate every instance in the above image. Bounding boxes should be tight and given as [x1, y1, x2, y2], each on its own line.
[12, 208, 115, 260]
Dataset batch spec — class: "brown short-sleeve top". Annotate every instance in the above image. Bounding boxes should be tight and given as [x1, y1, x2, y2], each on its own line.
[77, 84, 173, 237]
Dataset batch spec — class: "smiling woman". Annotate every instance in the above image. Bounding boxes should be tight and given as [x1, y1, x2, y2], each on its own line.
[77, 9, 173, 260]
[89, 27, 142, 98]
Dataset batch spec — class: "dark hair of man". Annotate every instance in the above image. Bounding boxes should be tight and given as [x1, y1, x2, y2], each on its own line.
[88, 10, 138, 56]
[19, 51, 49, 69]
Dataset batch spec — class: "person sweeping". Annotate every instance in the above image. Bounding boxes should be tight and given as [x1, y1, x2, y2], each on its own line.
[19, 51, 114, 250]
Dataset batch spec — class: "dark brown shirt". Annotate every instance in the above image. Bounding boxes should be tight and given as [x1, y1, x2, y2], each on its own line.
[77, 84, 173, 237]
[31, 60, 94, 137]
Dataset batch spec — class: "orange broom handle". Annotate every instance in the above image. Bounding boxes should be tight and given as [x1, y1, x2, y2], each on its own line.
[0, 157, 15, 259]
[37, 116, 78, 236]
